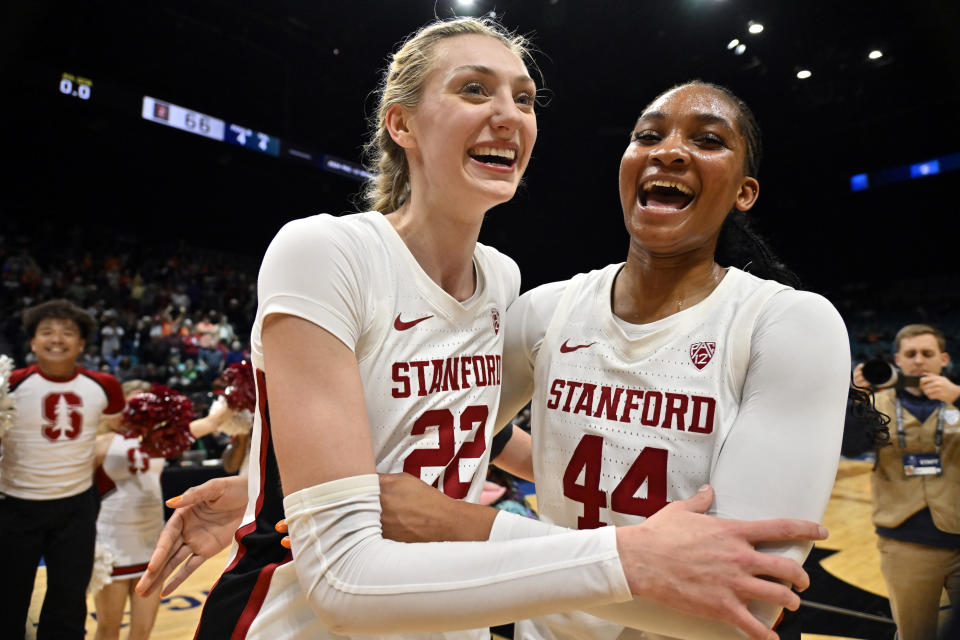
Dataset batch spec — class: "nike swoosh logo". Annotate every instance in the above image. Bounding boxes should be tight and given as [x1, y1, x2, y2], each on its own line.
[394, 314, 434, 331]
[560, 339, 597, 353]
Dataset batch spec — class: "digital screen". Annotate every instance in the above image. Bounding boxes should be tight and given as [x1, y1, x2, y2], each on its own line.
[59, 72, 92, 100]
[909, 160, 939, 178]
[133, 90, 367, 181]
[141, 96, 225, 142]
[849, 173, 869, 192]
[851, 153, 955, 192]
[226, 124, 279, 157]
[322, 155, 375, 180]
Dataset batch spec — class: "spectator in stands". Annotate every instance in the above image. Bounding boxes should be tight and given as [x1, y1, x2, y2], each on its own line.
[81, 343, 103, 371]
[224, 340, 246, 367]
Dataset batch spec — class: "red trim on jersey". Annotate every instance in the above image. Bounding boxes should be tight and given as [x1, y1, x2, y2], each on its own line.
[773, 609, 785, 629]
[78, 368, 126, 415]
[93, 466, 117, 498]
[222, 522, 256, 575]
[220, 368, 272, 577]
[9, 366, 35, 390]
[9, 366, 124, 415]
[254, 368, 270, 516]
[112, 562, 149, 576]
[217, 367, 289, 639]
[229, 553, 293, 640]
[33, 364, 82, 383]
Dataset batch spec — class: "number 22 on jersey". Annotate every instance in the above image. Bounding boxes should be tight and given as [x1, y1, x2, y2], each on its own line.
[403, 405, 488, 500]
[563, 434, 669, 529]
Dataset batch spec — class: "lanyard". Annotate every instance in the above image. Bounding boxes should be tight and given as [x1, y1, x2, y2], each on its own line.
[895, 398, 944, 450]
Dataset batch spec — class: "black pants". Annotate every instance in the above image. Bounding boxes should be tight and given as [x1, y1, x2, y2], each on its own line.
[0, 486, 99, 640]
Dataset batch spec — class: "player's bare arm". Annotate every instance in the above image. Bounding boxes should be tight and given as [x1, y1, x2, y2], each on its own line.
[490, 424, 534, 481]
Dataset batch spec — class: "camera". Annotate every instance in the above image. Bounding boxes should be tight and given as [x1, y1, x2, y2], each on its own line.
[861, 359, 921, 388]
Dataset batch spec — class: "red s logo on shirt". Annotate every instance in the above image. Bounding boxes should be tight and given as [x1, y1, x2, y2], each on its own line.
[41, 392, 84, 441]
[127, 446, 150, 474]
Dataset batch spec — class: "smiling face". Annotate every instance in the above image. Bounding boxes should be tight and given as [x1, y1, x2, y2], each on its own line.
[619, 84, 759, 258]
[396, 34, 538, 214]
[30, 318, 85, 376]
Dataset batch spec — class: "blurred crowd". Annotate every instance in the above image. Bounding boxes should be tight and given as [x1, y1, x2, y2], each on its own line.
[3, 220, 960, 386]
[1, 222, 259, 393]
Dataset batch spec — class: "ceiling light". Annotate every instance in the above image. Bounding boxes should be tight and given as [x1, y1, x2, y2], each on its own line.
[869, 50, 883, 60]
[457, 0, 474, 6]
[727, 38, 740, 50]
[796, 69, 812, 79]
[734, 43, 746, 55]
[748, 21, 764, 34]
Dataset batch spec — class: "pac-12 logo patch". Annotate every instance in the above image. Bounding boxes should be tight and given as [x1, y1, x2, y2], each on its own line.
[689, 341, 716, 370]
[491, 308, 500, 335]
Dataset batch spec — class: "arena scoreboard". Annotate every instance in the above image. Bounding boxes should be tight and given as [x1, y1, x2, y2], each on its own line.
[142, 96, 226, 143]
[55, 69, 370, 181]
[59, 72, 92, 101]
[139, 95, 364, 177]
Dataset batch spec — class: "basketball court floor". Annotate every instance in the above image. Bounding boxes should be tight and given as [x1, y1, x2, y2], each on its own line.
[25, 460, 950, 639]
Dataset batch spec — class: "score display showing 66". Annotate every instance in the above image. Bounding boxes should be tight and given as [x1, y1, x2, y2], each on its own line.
[141, 95, 225, 141]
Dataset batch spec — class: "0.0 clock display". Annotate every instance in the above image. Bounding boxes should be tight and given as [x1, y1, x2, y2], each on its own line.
[59, 73, 92, 100]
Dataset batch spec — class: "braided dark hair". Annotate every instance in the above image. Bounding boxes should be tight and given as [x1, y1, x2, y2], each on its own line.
[715, 211, 801, 288]
[842, 384, 892, 457]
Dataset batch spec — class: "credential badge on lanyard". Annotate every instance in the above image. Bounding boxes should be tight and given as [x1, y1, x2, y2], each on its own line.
[897, 399, 944, 477]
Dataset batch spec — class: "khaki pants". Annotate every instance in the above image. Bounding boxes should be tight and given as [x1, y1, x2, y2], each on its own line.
[877, 536, 960, 640]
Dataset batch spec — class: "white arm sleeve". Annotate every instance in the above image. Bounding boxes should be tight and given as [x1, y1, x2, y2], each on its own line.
[706, 290, 849, 622]
[284, 474, 632, 635]
[492, 291, 849, 639]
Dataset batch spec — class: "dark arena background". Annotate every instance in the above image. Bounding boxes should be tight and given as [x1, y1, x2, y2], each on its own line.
[4, 1, 960, 638]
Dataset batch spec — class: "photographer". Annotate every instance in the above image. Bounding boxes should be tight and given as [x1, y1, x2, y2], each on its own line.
[853, 324, 960, 640]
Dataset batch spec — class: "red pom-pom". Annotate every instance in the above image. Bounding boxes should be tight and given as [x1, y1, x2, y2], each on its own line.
[216, 361, 256, 413]
[121, 384, 196, 458]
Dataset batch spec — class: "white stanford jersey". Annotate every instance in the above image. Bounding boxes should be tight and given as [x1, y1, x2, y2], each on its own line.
[1, 365, 124, 500]
[516, 265, 787, 640]
[198, 211, 520, 640]
[529, 265, 787, 529]
[95, 434, 165, 578]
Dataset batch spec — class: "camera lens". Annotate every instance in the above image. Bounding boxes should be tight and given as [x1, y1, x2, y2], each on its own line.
[862, 359, 897, 387]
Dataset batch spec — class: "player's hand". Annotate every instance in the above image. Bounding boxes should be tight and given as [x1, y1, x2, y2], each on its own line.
[379, 473, 460, 542]
[379, 473, 497, 542]
[615, 485, 827, 640]
[136, 475, 249, 597]
[852, 363, 870, 389]
[919, 374, 960, 404]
